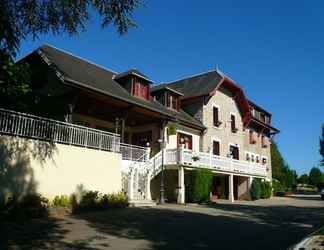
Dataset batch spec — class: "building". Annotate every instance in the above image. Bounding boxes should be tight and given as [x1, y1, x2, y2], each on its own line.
[0, 44, 279, 204]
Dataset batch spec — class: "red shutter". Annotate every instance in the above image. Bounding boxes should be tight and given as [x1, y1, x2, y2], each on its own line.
[176, 97, 180, 111]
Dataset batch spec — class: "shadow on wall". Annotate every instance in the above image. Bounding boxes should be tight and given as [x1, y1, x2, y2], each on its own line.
[0, 136, 57, 202]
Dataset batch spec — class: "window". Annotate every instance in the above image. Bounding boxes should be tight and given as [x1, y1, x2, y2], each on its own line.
[262, 157, 267, 165]
[261, 135, 268, 148]
[231, 114, 237, 133]
[251, 154, 255, 162]
[229, 145, 239, 160]
[213, 107, 220, 127]
[213, 141, 220, 155]
[167, 93, 179, 111]
[133, 79, 150, 100]
[256, 155, 260, 163]
[260, 113, 266, 123]
[177, 132, 192, 150]
[249, 130, 256, 144]
[246, 153, 250, 161]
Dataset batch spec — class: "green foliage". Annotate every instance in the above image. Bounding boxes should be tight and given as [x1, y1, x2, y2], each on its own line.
[297, 174, 309, 184]
[0, 0, 142, 111]
[320, 124, 324, 166]
[53, 195, 71, 207]
[2, 193, 49, 220]
[189, 169, 213, 203]
[271, 141, 297, 191]
[250, 179, 261, 200]
[272, 179, 285, 193]
[309, 167, 323, 188]
[0, 0, 142, 56]
[167, 123, 177, 136]
[72, 191, 128, 213]
[260, 181, 272, 199]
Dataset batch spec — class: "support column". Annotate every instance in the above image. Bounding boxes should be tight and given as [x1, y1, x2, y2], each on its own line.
[248, 176, 253, 189]
[177, 166, 185, 204]
[146, 171, 152, 201]
[228, 174, 234, 203]
[129, 170, 134, 200]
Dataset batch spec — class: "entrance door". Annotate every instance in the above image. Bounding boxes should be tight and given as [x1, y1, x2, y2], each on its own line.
[132, 131, 152, 147]
[230, 145, 239, 160]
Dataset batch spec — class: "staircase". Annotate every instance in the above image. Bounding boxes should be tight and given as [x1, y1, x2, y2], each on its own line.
[122, 151, 163, 206]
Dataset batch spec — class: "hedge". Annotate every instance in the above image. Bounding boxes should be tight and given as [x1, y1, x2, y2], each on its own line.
[188, 169, 213, 203]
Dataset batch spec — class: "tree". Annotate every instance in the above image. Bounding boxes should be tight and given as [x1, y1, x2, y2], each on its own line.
[309, 167, 322, 188]
[297, 174, 309, 184]
[0, 0, 142, 110]
[320, 124, 324, 166]
[271, 141, 297, 191]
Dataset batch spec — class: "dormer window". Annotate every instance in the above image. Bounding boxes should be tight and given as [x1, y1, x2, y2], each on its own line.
[151, 85, 183, 112]
[167, 93, 179, 111]
[133, 77, 150, 100]
[114, 69, 152, 101]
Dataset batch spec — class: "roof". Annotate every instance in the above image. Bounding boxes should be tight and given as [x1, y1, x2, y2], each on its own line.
[248, 99, 272, 116]
[151, 84, 184, 96]
[28, 44, 204, 130]
[162, 70, 224, 99]
[114, 69, 153, 83]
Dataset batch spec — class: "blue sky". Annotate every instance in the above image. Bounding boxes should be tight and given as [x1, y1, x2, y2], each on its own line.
[18, 1, 324, 175]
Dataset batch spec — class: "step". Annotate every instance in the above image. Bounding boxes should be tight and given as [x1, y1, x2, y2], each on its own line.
[129, 199, 157, 207]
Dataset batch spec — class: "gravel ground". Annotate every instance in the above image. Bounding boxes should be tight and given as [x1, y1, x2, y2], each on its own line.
[1, 196, 324, 250]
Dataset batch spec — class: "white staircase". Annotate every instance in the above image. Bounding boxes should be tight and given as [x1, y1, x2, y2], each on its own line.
[122, 151, 163, 206]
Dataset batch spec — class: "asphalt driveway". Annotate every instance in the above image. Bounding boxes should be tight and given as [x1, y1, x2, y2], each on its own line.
[1, 196, 324, 250]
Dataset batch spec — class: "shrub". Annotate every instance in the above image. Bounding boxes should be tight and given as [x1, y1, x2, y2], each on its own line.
[53, 195, 71, 207]
[6, 193, 49, 220]
[250, 179, 262, 200]
[260, 181, 272, 199]
[100, 192, 128, 209]
[189, 169, 213, 203]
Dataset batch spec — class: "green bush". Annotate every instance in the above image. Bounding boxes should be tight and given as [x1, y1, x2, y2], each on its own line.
[53, 195, 71, 207]
[260, 181, 272, 199]
[272, 179, 285, 193]
[189, 169, 213, 203]
[73, 191, 128, 213]
[5, 193, 49, 220]
[100, 192, 128, 208]
[250, 179, 261, 200]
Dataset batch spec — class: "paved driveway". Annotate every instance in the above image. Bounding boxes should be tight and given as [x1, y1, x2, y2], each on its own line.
[1, 196, 324, 250]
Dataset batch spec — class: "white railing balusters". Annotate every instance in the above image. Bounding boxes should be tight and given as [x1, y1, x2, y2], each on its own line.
[0, 108, 120, 153]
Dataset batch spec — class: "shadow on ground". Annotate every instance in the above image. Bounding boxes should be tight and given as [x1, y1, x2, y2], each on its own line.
[1, 199, 324, 250]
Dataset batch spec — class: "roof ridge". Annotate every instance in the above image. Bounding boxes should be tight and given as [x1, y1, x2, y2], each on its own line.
[163, 69, 219, 84]
[40, 43, 119, 75]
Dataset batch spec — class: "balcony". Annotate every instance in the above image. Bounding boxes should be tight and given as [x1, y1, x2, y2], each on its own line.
[164, 148, 267, 177]
[0, 108, 148, 162]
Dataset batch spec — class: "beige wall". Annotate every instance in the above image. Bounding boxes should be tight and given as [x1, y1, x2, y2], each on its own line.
[202, 87, 272, 180]
[0, 135, 122, 200]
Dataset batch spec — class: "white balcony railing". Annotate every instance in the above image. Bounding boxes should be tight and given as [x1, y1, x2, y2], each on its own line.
[120, 143, 150, 162]
[164, 148, 267, 177]
[0, 108, 121, 152]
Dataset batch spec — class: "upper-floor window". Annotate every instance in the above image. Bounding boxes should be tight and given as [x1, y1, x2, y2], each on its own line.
[133, 78, 150, 100]
[249, 130, 256, 144]
[213, 107, 221, 127]
[167, 93, 180, 111]
[231, 114, 238, 133]
[213, 140, 220, 156]
[261, 135, 268, 148]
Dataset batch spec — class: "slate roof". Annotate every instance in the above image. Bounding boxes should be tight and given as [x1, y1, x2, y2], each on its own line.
[114, 69, 152, 83]
[160, 70, 224, 99]
[30, 44, 204, 130]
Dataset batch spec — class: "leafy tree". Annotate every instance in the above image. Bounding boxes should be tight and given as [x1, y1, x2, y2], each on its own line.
[309, 167, 322, 188]
[297, 174, 309, 184]
[271, 141, 297, 191]
[320, 124, 324, 166]
[0, 0, 142, 110]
